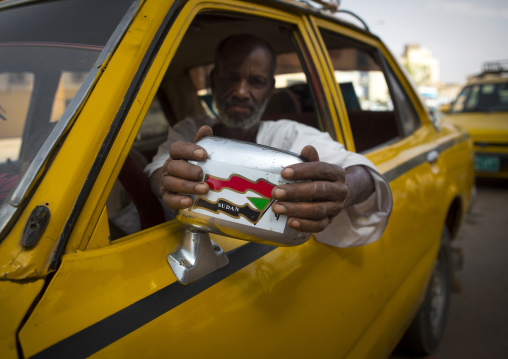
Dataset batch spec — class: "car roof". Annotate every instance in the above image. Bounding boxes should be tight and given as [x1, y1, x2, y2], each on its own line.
[254, 0, 373, 33]
[467, 76, 508, 85]
[168, 0, 380, 74]
[467, 60, 508, 85]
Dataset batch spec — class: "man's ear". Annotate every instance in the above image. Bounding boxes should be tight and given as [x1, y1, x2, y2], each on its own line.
[270, 77, 275, 92]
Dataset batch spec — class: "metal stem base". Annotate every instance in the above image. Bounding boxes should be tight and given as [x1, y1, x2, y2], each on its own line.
[168, 228, 229, 285]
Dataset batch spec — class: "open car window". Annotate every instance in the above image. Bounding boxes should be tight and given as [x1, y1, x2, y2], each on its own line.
[319, 29, 420, 153]
[188, 50, 319, 129]
[154, 13, 322, 130]
[108, 11, 326, 240]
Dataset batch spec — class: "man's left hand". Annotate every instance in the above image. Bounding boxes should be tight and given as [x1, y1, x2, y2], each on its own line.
[271, 145, 373, 233]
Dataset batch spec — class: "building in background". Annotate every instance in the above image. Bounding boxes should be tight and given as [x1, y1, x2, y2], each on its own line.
[400, 44, 440, 87]
[399, 44, 462, 112]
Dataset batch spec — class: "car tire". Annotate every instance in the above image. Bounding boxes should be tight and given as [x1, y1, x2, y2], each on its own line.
[399, 227, 452, 356]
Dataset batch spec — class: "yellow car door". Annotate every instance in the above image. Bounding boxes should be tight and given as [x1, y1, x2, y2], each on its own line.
[309, 15, 474, 355]
[17, 1, 389, 358]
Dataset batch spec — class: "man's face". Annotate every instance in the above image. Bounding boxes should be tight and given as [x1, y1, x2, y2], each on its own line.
[212, 44, 274, 129]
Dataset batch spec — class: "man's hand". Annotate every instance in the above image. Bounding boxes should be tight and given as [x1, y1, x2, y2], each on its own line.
[150, 132, 375, 234]
[271, 145, 374, 233]
[150, 126, 213, 210]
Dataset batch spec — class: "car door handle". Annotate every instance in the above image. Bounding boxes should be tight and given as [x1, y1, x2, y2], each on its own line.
[426, 150, 440, 163]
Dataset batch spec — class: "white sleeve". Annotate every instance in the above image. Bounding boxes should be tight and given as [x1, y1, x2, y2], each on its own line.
[144, 116, 215, 177]
[257, 120, 393, 247]
[316, 168, 392, 247]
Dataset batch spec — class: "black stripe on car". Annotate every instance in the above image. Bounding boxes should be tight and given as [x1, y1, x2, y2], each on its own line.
[31, 136, 466, 358]
[31, 242, 276, 359]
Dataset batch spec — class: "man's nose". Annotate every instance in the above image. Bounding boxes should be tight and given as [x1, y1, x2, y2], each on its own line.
[232, 79, 250, 99]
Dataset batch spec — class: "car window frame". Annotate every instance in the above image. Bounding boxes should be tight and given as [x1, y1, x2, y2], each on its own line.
[309, 16, 430, 153]
[76, 0, 342, 252]
[377, 50, 422, 138]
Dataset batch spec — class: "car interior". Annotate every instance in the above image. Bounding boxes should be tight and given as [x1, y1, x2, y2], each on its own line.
[107, 12, 324, 239]
[106, 11, 417, 239]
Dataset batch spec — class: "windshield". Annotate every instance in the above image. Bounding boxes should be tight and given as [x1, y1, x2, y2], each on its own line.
[0, 0, 134, 206]
[450, 82, 508, 113]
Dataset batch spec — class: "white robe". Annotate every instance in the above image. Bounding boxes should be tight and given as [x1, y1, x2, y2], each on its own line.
[145, 117, 392, 247]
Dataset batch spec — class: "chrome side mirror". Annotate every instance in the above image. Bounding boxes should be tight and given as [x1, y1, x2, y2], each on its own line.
[168, 137, 311, 284]
[177, 137, 311, 246]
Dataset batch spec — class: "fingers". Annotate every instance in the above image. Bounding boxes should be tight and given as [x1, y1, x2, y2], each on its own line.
[194, 125, 213, 143]
[165, 159, 204, 182]
[281, 161, 346, 183]
[272, 155, 349, 233]
[161, 192, 193, 210]
[273, 179, 348, 202]
[272, 197, 344, 233]
[300, 145, 319, 162]
[276, 161, 347, 203]
[271, 183, 348, 233]
[169, 141, 208, 162]
[160, 126, 213, 210]
[160, 166, 209, 210]
[168, 125, 212, 163]
[272, 200, 343, 219]
[287, 217, 333, 233]
[162, 174, 208, 195]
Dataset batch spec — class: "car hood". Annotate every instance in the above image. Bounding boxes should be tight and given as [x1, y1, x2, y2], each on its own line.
[442, 112, 508, 144]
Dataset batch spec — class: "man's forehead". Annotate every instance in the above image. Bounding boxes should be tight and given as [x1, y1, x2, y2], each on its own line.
[219, 35, 271, 56]
[218, 45, 272, 73]
[220, 46, 271, 67]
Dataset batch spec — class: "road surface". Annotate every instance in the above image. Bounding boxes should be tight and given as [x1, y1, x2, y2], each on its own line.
[434, 179, 508, 358]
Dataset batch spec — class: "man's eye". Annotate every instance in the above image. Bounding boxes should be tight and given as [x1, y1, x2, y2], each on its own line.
[250, 77, 267, 87]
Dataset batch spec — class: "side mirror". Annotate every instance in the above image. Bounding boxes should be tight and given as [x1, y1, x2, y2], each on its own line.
[177, 136, 311, 246]
[169, 137, 311, 284]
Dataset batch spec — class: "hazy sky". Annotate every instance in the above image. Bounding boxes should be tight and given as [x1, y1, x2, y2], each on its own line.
[339, 0, 508, 84]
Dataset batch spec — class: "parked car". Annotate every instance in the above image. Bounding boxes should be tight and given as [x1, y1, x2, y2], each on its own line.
[0, 0, 474, 358]
[442, 61, 508, 178]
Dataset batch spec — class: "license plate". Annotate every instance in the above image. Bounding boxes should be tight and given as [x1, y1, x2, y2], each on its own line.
[475, 155, 500, 172]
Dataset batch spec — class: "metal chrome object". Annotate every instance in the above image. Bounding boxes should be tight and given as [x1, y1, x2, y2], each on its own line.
[295, 0, 340, 12]
[168, 228, 229, 285]
[426, 150, 440, 164]
[177, 136, 311, 247]
[336, 9, 370, 32]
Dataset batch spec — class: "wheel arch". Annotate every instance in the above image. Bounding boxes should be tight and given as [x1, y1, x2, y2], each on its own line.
[445, 195, 463, 240]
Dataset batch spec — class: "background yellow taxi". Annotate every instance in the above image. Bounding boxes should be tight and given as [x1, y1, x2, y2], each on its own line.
[442, 61, 508, 178]
[1, 0, 474, 358]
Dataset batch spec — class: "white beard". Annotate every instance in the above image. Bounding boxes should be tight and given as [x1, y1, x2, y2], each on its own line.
[213, 95, 270, 130]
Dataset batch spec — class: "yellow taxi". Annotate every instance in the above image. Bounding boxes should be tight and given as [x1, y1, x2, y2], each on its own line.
[442, 61, 508, 178]
[0, 0, 474, 358]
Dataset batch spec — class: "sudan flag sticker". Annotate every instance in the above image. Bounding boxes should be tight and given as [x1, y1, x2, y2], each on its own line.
[194, 174, 275, 224]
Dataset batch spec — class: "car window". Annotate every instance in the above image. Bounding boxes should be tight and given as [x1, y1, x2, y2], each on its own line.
[319, 29, 420, 152]
[0, 0, 135, 207]
[188, 50, 319, 127]
[107, 11, 327, 240]
[384, 64, 421, 135]
[451, 82, 508, 113]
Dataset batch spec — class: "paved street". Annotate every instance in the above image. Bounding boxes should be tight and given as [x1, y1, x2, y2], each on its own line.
[434, 179, 508, 358]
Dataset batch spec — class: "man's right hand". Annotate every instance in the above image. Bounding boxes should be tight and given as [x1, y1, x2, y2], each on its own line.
[150, 125, 213, 209]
